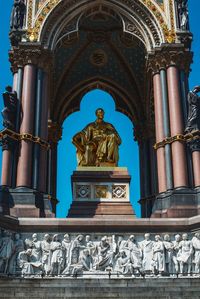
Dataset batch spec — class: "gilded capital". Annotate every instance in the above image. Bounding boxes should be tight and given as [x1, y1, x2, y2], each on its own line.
[9, 45, 53, 73]
[147, 46, 193, 75]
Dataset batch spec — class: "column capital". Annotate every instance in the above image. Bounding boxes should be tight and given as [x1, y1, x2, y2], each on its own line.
[147, 46, 193, 75]
[9, 44, 53, 73]
[48, 120, 63, 144]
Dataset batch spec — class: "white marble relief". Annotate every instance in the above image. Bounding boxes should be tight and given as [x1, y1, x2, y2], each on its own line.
[1, 230, 200, 278]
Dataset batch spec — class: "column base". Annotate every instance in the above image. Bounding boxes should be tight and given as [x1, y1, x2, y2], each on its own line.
[0, 187, 55, 218]
[151, 187, 200, 218]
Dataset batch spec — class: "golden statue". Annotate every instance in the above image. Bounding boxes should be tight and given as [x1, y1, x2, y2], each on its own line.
[72, 108, 121, 167]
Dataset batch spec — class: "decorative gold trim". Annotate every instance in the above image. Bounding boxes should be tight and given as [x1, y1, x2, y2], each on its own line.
[27, 0, 173, 43]
[154, 131, 200, 150]
[0, 129, 50, 150]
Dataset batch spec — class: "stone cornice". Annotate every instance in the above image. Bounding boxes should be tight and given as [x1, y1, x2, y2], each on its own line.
[146, 45, 193, 75]
[9, 44, 53, 73]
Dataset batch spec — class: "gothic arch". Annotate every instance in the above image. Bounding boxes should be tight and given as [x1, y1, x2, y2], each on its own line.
[31, 0, 169, 51]
[52, 76, 143, 128]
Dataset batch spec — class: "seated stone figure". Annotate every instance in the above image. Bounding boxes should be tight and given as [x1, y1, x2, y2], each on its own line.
[72, 108, 121, 166]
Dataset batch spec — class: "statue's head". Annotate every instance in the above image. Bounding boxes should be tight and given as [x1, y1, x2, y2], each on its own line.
[144, 233, 150, 240]
[193, 86, 200, 93]
[5, 86, 12, 92]
[95, 108, 105, 120]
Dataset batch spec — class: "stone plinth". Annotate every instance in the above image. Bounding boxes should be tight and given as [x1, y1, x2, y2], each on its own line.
[67, 167, 135, 218]
[1, 278, 200, 299]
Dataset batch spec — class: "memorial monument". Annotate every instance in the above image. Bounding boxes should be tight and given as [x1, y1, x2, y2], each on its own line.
[0, 0, 200, 298]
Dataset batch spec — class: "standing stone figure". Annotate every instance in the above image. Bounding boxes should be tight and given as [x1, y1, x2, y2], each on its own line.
[185, 86, 200, 133]
[172, 234, 182, 275]
[177, 233, 193, 276]
[8, 233, 24, 275]
[50, 234, 63, 275]
[70, 235, 86, 265]
[192, 233, 200, 275]
[163, 234, 174, 275]
[0, 231, 14, 274]
[175, 0, 189, 30]
[124, 235, 142, 272]
[61, 234, 71, 270]
[2, 86, 18, 130]
[151, 235, 165, 275]
[10, 0, 26, 30]
[139, 233, 154, 273]
[41, 234, 51, 275]
[72, 108, 121, 166]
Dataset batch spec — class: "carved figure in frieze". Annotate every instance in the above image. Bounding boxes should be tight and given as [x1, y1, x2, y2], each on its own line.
[117, 236, 127, 252]
[18, 249, 42, 276]
[2, 86, 18, 130]
[151, 235, 165, 276]
[175, 0, 189, 30]
[192, 233, 200, 275]
[95, 236, 114, 271]
[70, 249, 93, 277]
[172, 234, 182, 275]
[41, 234, 51, 275]
[139, 233, 154, 273]
[25, 233, 41, 261]
[85, 235, 96, 257]
[10, 0, 26, 30]
[50, 234, 63, 275]
[115, 250, 134, 276]
[70, 235, 86, 265]
[8, 233, 24, 275]
[72, 108, 121, 166]
[123, 235, 142, 272]
[185, 86, 200, 133]
[0, 230, 14, 274]
[163, 234, 174, 275]
[61, 234, 71, 270]
[177, 233, 193, 276]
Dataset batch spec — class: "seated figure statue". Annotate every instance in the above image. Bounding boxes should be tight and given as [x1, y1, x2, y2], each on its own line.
[72, 108, 121, 166]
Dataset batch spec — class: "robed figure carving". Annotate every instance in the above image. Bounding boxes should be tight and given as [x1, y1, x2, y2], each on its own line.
[185, 86, 200, 133]
[175, 0, 189, 31]
[72, 108, 121, 167]
[10, 0, 26, 30]
[1, 86, 18, 130]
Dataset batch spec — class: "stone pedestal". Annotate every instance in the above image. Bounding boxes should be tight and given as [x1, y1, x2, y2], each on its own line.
[0, 187, 55, 218]
[151, 188, 200, 218]
[67, 167, 135, 218]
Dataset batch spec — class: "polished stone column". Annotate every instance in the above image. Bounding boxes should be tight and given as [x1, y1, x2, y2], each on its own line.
[38, 73, 48, 193]
[153, 72, 167, 193]
[16, 64, 36, 188]
[167, 65, 188, 188]
[33, 68, 44, 190]
[160, 69, 173, 190]
[1, 72, 18, 187]
[192, 151, 200, 187]
[48, 142, 58, 199]
[12, 67, 24, 187]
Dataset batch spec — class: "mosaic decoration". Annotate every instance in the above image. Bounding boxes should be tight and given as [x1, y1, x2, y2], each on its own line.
[76, 185, 91, 199]
[112, 185, 126, 199]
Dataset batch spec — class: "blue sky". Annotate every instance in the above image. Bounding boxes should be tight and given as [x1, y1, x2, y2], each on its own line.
[0, 1, 199, 218]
